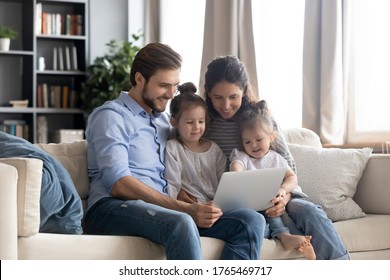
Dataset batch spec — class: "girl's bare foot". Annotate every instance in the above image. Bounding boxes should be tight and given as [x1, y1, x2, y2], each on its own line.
[278, 233, 316, 260]
[298, 240, 316, 260]
[278, 233, 311, 250]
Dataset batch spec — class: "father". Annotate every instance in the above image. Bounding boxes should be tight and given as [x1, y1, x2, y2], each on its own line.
[84, 43, 265, 259]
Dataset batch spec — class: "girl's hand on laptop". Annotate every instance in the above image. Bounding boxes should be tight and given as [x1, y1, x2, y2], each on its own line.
[265, 192, 291, 217]
[276, 188, 287, 198]
[177, 189, 198, 203]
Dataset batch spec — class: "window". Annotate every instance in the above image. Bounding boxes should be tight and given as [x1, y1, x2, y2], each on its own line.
[252, 0, 305, 128]
[347, 0, 390, 143]
[160, 0, 206, 87]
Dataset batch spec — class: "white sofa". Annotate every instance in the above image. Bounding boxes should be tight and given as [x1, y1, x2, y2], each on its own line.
[1, 128, 390, 260]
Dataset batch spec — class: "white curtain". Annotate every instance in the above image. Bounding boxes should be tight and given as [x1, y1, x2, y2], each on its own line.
[199, 0, 258, 96]
[303, 0, 351, 144]
[143, 0, 160, 43]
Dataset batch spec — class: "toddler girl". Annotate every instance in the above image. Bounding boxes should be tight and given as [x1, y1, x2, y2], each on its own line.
[230, 100, 316, 260]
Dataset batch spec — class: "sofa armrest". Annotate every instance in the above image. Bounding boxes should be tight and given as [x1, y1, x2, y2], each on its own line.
[0, 163, 18, 259]
[354, 154, 390, 214]
[0, 158, 43, 237]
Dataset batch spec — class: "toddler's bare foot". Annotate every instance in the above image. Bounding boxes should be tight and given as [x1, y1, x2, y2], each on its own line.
[298, 240, 316, 260]
[278, 233, 312, 250]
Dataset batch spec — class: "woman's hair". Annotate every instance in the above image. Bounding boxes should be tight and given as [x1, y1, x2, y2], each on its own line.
[170, 82, 208, 141]
[238, 100, 275, 140]
[130, 42, 182, 86]
[203, 55, 258, 118]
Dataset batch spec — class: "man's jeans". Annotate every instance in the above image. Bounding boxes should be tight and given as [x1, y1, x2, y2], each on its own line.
[85, 198, 265, 260]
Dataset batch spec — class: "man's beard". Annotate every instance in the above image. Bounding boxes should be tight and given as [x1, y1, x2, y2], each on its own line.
[142, 85, 168, 113]
[143, 95, 164, 113]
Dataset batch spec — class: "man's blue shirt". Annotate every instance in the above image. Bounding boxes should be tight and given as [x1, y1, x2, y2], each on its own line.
[85, 91, 171, 211]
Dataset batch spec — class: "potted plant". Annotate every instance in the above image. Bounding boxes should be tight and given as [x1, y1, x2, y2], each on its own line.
[80, 34, 143, 119]
[0, 25, 18, 51]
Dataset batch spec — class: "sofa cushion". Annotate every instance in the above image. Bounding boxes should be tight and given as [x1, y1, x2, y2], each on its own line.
[283, 128, 322, 147]
[334, 214, 390, 252]
[35, 141, 88, 201]
[0, 158, 42, 237]
[288, 144, 372, 222]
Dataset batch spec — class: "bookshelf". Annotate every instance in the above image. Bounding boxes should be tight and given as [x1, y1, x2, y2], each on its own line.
[0, 0, 88, 143]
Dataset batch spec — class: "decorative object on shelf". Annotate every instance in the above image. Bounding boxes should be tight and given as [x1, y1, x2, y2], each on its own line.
[0, 25, 18, 51]
[9, 99, 29, 108]
[38, 57, 46, 71]
[54, 129, 84, 143]
[80, 34, 143, 119]
[37, 115, 48, 144]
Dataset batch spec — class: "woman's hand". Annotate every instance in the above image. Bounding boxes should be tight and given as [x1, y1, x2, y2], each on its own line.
[265, 192, 291, 218]
[177, 190, 198, 203]
[276, 188, 287, 198]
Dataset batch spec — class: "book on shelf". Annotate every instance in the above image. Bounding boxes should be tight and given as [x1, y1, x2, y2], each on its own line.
[46, 13, 52, 35]
[65, 46, 71, 71]
[50, 45, 78, 71]
[36, 7, 83, 36]
[36, 3, 42, 35]
[37, 84, 44, 108]
[1, 120, 29, 141]
[53, 47, 57, 70]
[73, 14, 83, 36]
[42, 83, 49, 108]
[50, 86, 62, 108]
[55, 13, 62, 35]
[58, 46, 64, 71]
[37, 84, 78, 109]
[66, 14, 72, 35]
[41, 11, 47, 34]
[62, 86, 69, 108]
[9, 100, 29, 108]
[77, 15, 83, 35]
[72, 46, 78, 70]
[70, 89, 78, 108]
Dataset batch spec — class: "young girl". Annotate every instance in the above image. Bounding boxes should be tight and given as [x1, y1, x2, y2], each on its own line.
[165, 82, 226, 202]
[230, 100, 316, 260]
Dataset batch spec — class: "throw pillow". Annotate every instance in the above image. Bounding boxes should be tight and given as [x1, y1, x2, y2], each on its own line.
[288, 144, 372, 222]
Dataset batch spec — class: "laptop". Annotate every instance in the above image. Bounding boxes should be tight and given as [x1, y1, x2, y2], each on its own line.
[213, 167, 287, 212]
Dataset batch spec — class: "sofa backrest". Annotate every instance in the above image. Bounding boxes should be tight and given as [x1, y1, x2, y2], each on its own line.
[35, 141, 89, 212]
[34, 128, 322, 213]
[283, 128, 322, 147]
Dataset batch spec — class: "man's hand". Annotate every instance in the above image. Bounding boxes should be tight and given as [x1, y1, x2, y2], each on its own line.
[187, 202, 223, 228]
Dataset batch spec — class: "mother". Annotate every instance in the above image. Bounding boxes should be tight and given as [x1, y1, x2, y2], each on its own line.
[202, 55, 349, 260]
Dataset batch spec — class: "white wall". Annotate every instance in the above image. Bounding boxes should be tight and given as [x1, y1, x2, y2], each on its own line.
[89, 0, 128, 62]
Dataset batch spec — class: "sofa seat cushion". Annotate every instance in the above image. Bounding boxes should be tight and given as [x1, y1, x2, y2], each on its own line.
[17, 233, 304, 260]
[18, 233, 166, 260]
[334, 214, 390, 252]
[18, 215, 390, 260]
